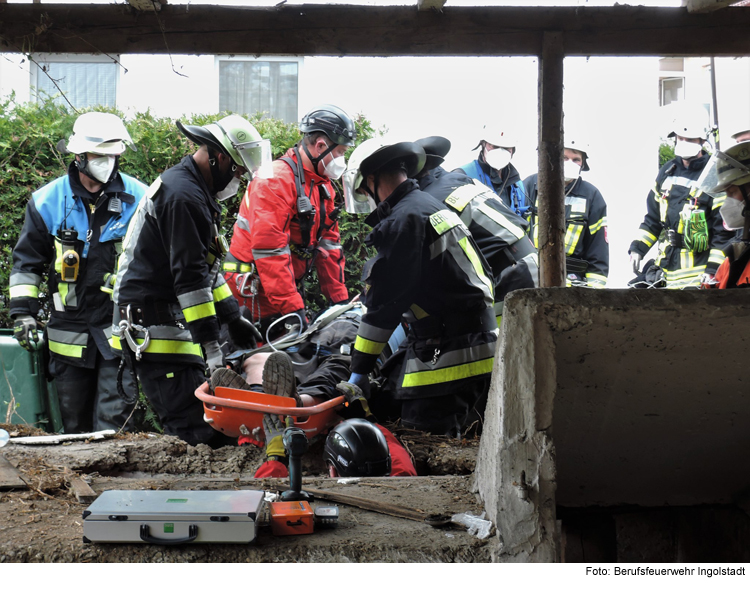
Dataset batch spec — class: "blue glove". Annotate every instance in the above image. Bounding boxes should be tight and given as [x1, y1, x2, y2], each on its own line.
[348, 373, 370, 397]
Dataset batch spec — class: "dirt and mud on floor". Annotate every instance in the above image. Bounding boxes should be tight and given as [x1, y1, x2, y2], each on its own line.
[0, 424, 496, 563]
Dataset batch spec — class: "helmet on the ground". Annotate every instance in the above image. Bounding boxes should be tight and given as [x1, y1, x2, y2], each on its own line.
[299, 104, 357, 147]
[342, 137, 426, 213]
[323, 419, 391, 477]
[65, 112, 134, 155]
[476, 123, 516, 150]
[564, 136, 591, 171]
[177, 114, 273, 178]
[698, 140, 750, 194]
[667, 103, 711, 140]
[415, 136, 451, 171]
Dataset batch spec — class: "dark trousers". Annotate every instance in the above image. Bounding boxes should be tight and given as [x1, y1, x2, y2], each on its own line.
[136, 364, 235, 448]
[51, 352, 137, 434]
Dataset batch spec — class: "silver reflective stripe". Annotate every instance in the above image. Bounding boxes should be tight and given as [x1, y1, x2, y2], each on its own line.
[47, 327, 88, 346]
[236, 214, 251, 233]
[404, 342, 496, 374]
[664, 175, 697, 189]
[146, 325, 195, 340]
[358, 322, 394, 344]
[252, 246, 291, 259]
[178, 287, 213, 309]
[429, 234, 451, 260]
[474, 202, 525, 241]
[103, 325, 113, 339]
[9, 273, 42, 287]
[493, 301, 504, 316]
[318, 238, 342, 251]
[114, 181, 159, 304]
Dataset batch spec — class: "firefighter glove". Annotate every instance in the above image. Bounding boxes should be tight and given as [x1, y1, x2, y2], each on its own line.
[227, 316, 262, 349]
[630, 252, 642, 275]
[336, 378, 373, 421]
[262, 413, 287, 461]
[203, 340, 224, 375]
[13, 315, 38, 352]
[700, 273, 719, 289]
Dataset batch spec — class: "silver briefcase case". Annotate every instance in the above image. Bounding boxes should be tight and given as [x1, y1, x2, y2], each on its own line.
[83, 490, 265, 544]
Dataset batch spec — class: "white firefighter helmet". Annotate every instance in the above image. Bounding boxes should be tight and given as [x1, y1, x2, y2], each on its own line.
[666, 103, 711, 140]
[564, 135, 590, 172]
[342, 136, 426, 214]
[477, 123, 516, 151]
[697, 140, 750, 195]
[65, 112, 134, 155]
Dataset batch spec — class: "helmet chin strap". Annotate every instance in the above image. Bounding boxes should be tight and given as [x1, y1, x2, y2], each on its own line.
[302, 140, 335, 176]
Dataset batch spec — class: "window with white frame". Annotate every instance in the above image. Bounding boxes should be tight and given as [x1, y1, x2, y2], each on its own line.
[218, 57, 300, 123]
[31, 54, 119, 109]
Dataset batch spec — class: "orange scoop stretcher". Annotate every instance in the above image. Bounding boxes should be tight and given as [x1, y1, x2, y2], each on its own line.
[194, 381, 345, 439]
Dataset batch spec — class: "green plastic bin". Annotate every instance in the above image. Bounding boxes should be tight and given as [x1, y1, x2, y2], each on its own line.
[0, 329, 63, 432]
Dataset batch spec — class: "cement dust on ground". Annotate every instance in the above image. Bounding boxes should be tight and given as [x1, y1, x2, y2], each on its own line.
[0, 424, 494, 563]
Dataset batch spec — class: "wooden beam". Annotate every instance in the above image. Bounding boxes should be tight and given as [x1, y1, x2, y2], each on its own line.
[0, 5, 750, 57]
[417, 0, 447, 11]
[684, 0, 738, 13]
[63, 468, 98, 504]
[537, 32, 566, 289]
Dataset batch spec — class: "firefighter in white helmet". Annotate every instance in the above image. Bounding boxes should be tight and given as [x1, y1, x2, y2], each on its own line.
[697, 140, 750, 288]
[457, 123, 530, 218]
[629, 103, 734, 289]
[523, 135, 609, 288]
[9, 112, 148, 433]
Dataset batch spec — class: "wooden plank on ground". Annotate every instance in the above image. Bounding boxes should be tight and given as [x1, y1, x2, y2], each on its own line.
[63, 468, 98, 504]
[305, 487, 426, 522]
[0, 454, 27, 491]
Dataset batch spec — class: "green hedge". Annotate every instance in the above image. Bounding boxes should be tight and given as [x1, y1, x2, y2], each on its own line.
[0, 97, 377, 327]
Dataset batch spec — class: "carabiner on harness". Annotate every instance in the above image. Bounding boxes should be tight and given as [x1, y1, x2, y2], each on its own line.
[118, 304, 151, 361]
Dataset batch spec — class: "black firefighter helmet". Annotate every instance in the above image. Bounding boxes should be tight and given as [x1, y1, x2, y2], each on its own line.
[323, 418, 391, 477]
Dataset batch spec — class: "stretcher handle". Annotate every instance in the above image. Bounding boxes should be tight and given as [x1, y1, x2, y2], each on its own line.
[195, 391, 346, 417]
[140, 523, 198, 545]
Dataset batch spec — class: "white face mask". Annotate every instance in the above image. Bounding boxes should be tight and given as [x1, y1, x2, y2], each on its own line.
[484, 147, 512, 171]
[323, 154, 347, 180]
[216, 175, 241, 201]
[563, 160, 582, 183]
[675, 140, 702, 160]
[720, 196, 745, 230]
[87, 155, 116, 183]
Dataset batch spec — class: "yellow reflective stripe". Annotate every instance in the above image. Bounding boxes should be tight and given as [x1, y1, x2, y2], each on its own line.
[429, 210, 462, 235]
[354, 335, 387, 356]
[712, 194, 726, 209]
[9, 285, 39, 298]
[564, 224, 584, 255]
[110, 336, 202, 356]
[708, 249, 726, 267]
[409, 304, 429, 320]
[54, 240, 63, 275]
[58, 283, 69, 307]
[458, 236, 494, 297]
[402, 357, 494, 388]
[635, 229, 658, 248]
[532, 224, 539, 248]
[213, 282, 233, 303]
[49, 340, 85, 358]
[222, 261, 238, 272]
[183, 301, 216, 323]
[589, 217, 607, 235]
[585, 273, 608, 288]
[444, 184, 481, 212]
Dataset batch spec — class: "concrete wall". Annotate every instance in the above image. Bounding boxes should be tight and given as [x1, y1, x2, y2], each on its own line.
[475, 288, 750, 562]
